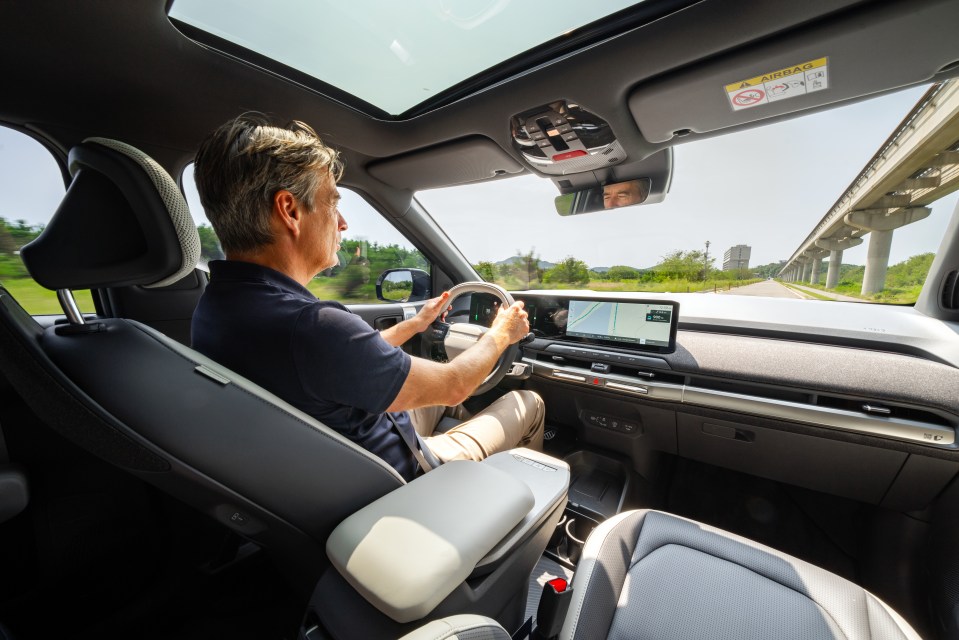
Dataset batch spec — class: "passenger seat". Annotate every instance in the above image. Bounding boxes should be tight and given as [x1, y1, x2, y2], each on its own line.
[396, 509, 921, 640]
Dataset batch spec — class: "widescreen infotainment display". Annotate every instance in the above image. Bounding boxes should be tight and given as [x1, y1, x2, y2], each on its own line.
[565, 299, 677, 351]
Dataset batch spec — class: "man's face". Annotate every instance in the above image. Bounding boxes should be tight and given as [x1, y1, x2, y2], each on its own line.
[603, 180, 644, 209]
[303, 171, 346, 273]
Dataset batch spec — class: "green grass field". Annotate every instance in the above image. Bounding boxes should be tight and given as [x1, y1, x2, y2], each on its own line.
[2, 278, 96, 315]
[6, 274, 914, 317]
[795, 281, 922, 304]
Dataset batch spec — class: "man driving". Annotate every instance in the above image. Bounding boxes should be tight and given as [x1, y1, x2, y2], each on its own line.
[191, 114, 544, 480]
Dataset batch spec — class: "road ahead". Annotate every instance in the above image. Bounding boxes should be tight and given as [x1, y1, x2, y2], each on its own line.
[712, 280, 805, 299]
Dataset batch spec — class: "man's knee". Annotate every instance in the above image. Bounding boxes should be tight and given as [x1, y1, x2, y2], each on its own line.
[514, 390, 545, 425]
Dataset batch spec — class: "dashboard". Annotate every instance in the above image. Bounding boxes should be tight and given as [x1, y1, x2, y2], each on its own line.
[451, 290, 959, 513]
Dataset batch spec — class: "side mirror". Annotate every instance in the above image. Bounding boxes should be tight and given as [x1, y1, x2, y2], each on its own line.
[555, 178, 651, 216]
[375, 268, 431, 303]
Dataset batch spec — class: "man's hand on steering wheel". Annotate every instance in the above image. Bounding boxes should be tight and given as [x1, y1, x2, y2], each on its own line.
[488, 300, 530, 346]
[412, 291, 452, 332]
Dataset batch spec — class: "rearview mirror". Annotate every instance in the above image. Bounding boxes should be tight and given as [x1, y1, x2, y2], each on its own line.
[375, 268, 431, 302]
[555, 178, 651, 216]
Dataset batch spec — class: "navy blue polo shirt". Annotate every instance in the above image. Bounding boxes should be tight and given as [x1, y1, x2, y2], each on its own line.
[191, 260, 417, 480]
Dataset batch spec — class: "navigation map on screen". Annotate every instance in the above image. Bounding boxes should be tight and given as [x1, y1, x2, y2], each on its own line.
[566, 300, 674, 347]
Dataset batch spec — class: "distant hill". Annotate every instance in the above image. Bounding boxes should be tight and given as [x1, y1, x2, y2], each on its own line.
[592, 265, 652, 273]
[496, 255, 557, 270]
[496, 256, 653, 273]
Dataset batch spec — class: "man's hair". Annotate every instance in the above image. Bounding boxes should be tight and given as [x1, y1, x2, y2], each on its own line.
[193, 113, 343, 255]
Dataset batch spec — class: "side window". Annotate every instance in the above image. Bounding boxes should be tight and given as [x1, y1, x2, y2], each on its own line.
[181, 164, 429, 304]
[0, 127, 95, 314]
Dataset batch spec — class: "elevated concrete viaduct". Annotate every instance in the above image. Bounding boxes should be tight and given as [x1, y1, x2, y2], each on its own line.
[780, 80, 959, 294]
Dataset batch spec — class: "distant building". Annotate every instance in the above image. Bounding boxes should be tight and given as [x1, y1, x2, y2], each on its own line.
[723, 244, 751, 271]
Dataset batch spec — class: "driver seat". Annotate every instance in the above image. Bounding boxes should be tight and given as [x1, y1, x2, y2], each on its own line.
[0, 138, 569, 637]
[0, 138, 419, 593]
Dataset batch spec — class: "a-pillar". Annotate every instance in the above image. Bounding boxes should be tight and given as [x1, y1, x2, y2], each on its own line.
[844, 207, 931, 295]
[815, 236, 863, 289]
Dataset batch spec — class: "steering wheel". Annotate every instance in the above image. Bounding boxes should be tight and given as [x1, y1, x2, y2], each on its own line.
[430, 281, 520, 396]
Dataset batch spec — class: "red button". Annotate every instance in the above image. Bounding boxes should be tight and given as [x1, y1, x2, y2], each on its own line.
[547, 577, 568, 593]
[551, 150, 588, 161]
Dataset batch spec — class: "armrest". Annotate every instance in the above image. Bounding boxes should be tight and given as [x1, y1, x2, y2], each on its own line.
[326, 460, 535, 623]
[397, 615, 510, 640]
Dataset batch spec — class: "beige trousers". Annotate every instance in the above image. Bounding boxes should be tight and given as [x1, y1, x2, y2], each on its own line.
[408, 390, 545, 463]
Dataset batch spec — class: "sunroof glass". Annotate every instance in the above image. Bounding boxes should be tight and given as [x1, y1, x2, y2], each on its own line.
[169, 0, 642, 115]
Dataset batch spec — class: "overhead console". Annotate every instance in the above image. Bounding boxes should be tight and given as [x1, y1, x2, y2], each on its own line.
[510, 100, 624, 175]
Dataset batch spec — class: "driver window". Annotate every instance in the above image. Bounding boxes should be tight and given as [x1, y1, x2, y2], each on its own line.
[181, 165, 430, 304]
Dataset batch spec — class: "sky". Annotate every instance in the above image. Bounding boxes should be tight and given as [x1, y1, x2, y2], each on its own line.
[1, 84, 955, 272]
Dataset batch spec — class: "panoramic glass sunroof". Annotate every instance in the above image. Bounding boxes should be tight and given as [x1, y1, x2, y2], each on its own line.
[169, 0, 641, 115]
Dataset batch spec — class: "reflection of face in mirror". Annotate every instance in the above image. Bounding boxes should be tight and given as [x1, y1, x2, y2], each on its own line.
[603, 180, 647, 209]
[554, 177, 652, 216]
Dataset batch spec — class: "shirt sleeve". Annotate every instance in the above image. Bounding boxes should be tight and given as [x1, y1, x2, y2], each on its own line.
[291, 302, 412, 414]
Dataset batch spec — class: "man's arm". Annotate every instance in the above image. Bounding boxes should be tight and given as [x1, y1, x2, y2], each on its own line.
[380, 292, 450, 347]
[386, 301, 528, 411]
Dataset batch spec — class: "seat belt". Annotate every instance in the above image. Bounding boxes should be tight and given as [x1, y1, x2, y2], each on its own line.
[0, 415, 9, 464]
[386, 413, 440, 474]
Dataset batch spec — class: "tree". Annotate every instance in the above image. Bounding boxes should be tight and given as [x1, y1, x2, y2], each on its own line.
[543, 256, 590, 285]
[0, 222, 17, 254]
[0, 217, 42, 249]
[196, 224, 224, 262]
[606, 265, 640, 281]
[886, 253, 934, 288]
[655, 250, 713, 280]
[752, 261, 785, 279]
[516, 247, 541, 289]
[474, 261, 496, 282]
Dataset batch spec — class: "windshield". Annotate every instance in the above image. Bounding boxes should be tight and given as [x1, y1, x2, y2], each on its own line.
[417, 85, 958, 304]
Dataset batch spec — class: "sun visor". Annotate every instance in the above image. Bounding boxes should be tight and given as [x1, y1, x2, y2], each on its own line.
[367, 136, 523, 190]
[629, 0, 959, 144]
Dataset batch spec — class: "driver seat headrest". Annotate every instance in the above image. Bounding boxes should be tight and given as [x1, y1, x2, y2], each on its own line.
[20, 137, 200, 290]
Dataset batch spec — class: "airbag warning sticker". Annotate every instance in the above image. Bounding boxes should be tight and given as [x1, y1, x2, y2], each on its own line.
[725, 57, 828, 111]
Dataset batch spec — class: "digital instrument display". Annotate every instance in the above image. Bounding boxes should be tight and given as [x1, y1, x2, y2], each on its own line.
[564, 299, 678, 352]
[467, 294, 679, 354]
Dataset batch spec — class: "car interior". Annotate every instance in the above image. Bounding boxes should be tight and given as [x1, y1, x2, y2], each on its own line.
[1, 1, 959, 639]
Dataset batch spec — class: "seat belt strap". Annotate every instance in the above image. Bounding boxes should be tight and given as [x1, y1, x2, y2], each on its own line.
[386, 413, 438, 474]
[0, 416, 9, 464]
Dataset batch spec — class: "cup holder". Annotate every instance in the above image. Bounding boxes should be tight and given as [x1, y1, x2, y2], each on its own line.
[548, 511, 599, 566]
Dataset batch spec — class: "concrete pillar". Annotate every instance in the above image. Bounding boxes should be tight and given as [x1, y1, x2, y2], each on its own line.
[811, 254, 823, 285]
[844, 207, 931, 295]
[825, 250, 842, 288]
[801, 260, 812, 282]
[816, 236, 863, 290]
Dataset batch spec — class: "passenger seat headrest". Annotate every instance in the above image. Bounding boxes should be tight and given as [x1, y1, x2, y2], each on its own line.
[20, 137, 200, 290]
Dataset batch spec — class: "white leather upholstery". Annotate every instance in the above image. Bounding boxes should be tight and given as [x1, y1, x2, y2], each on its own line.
[327, 460, 535, 623]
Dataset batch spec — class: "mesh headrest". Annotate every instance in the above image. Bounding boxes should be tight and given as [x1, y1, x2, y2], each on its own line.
[20, 138, 200, 290]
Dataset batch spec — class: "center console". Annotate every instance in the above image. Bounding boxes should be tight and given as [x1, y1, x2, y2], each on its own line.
[301, 449, 570, 640]
[547, 450, 632, 566]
